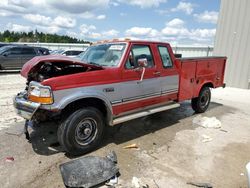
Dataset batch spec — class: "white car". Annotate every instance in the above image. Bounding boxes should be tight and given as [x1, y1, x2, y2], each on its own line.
[61, 49, 84, 58]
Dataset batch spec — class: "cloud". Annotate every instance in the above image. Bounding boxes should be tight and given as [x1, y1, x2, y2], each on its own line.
[125, 27, 159, 37]
[79, 24, 119, 39]
[23, 14, 52, 26]
[117, 0, 166, 8]
[0, 0, 109, 20]
[6, 23, 32, 32]
[53, 16, 76, 28]
[102, 29, 119, 37]
[36, 25, 61, 34]
[166, 18, 184, 27]
[0, 10, 14, 17]
[194, 11, 218, 24]
[66, 31, 79, 38]
[171, 1, 195, 15]
[190, 28, 216, 39]
[49, 0, 110, 14]
[96, 14, 106, 20]
[23, 14, 76, 28]
[80, 24, 96, 35]
[125, 17, 216, 45]
[110, 2, 119, 6]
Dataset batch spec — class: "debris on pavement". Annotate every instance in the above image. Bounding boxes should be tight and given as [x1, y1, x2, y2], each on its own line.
[131, 177, 140, 188]
[106, 175, 118, 186]
[193, 115, 221, 129]
[59, 151, 119, 188]
[5, 156, 15, 163]
[246, 162, 250, 187]
[219, 129, 228, 133]
[123, 143, 139, 149]
[201, 134, 213, 143]
[187, 181, 213, 188]
[131, 177, 149, 188]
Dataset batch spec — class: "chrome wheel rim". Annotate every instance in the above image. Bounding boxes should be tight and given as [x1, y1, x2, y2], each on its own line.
[75, 118, 98, 146]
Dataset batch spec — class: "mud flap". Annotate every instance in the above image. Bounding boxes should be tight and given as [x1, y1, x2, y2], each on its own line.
[59, 151, 119, 188]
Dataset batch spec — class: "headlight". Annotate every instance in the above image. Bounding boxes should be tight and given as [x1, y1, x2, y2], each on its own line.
[28, 85, 53, 104]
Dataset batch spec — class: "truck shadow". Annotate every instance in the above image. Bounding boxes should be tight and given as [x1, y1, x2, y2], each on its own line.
[29, 101, 228, 156]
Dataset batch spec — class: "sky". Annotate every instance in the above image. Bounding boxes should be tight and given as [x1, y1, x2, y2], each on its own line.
[0, 0, 220, 46]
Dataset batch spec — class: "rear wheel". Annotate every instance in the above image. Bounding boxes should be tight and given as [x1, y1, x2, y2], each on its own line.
[57, 107, 104, 156]
[191, 86, 211, 113]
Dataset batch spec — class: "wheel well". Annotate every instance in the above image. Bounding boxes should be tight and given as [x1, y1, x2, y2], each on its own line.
[202, 82, 214, 89]
[196, 82, 213, 97]
[62, 98, 108, 119]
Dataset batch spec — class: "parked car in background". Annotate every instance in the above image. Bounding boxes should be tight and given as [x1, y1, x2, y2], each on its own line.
[35, 47, 50, 55]
[50, 49, 64, 55]
[0, 45, 49, 70]
[61, 49, 84, 58]
[0, 42, 13, 48]
[50, 49, 84, 58]
[74, 51, 86, 60]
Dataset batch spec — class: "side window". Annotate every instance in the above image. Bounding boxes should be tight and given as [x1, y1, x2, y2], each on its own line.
[22, 48, 36, 55]
[158, 46, 173, 68]
[63, 51, 70, 56]
[72, 51, 81, 55]
[125, 45, 154, 69]
[9, 47, 22, 55]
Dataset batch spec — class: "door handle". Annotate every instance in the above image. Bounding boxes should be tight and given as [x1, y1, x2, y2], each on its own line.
[153, 71, 161, 76]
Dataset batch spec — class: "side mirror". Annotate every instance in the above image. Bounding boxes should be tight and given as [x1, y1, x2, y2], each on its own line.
[138, 58, 148, 68]
[137, 58, 148, 83]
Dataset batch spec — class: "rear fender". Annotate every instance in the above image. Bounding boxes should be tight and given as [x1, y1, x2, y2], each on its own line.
[194, 81, 214, 97]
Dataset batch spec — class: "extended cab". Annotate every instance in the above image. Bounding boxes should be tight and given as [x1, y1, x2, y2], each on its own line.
[13, 40, 226, 155]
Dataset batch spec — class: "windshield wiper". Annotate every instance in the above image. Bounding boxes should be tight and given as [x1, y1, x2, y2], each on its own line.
[87, 62, 102, 67]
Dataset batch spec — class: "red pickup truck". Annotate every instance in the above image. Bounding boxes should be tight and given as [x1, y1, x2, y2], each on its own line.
[14, 40, 226, 155]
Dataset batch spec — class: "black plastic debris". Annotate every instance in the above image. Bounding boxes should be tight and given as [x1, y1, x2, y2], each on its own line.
[59, 151, 119, 188]
[187, 182, 213, 188]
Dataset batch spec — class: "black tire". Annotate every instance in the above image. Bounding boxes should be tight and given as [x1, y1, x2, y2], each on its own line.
[57, 107, 105, 156]
[191, 86, 211, 113]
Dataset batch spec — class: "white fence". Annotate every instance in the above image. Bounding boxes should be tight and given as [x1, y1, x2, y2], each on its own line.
[9, 42, 213, 57]
[172, 46, 213, 57]
[11, 42, 90, 51]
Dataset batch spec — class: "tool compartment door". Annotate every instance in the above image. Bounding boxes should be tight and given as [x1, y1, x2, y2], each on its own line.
[178, 60, 197, 101]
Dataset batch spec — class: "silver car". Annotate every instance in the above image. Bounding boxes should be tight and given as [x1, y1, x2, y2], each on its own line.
[0, 45, 49, 70]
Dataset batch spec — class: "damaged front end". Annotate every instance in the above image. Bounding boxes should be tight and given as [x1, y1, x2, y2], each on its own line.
[14, 55, 103, 122]
[14, 91, 40, 120]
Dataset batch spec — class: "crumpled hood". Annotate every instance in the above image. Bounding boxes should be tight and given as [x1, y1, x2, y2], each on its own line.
[21, 55, 101, 78]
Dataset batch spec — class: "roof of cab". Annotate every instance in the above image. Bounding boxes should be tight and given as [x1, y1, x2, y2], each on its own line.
[92, 39, 170, 46]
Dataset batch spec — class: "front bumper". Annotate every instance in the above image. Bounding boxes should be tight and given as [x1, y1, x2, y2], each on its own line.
[13, 92, 40, 120]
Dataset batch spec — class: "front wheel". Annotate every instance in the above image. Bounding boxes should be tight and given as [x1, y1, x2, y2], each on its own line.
[191, 86, 211, 113]
[57, 107, 105, 156]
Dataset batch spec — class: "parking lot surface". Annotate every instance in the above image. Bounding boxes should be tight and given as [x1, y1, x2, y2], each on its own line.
[0, 73, 250, 188]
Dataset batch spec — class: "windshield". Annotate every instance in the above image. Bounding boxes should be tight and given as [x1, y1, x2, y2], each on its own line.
[0, 46, 12, 54]
[80, 43, 126, 67]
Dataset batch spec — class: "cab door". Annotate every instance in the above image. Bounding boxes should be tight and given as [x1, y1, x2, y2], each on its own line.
[21, 47, 37, 68]
[118, 44, 162, 114]
[156, 44, 179, 101]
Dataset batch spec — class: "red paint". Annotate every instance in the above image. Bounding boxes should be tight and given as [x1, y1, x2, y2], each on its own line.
[21, 54, 102, 78]
[177, 57, 226, 100]
[21, 40, 226, 116]
[112, 93, 178, 115]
